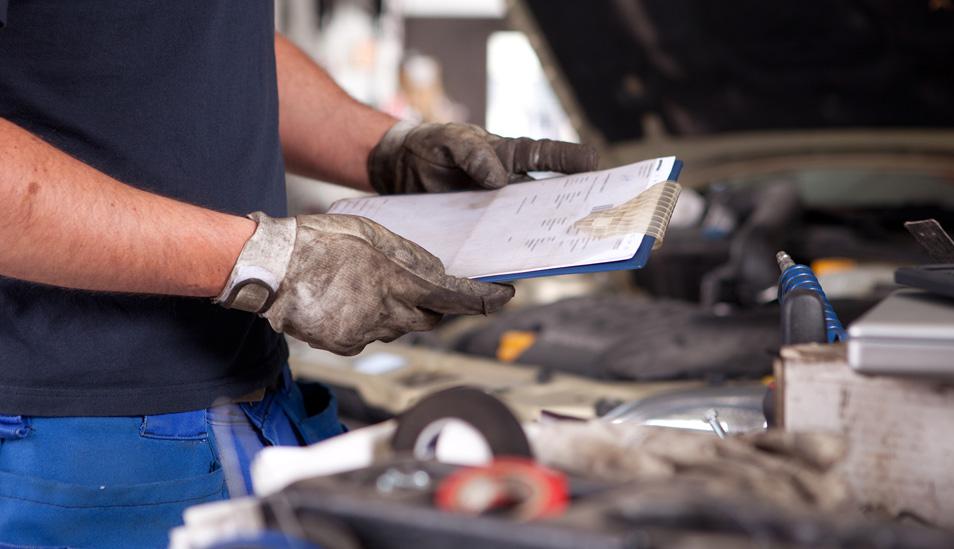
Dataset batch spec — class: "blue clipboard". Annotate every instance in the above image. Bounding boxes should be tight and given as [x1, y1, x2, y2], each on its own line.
[477, 160, 682, 283]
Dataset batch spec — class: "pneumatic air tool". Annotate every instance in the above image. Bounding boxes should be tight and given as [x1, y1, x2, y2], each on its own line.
[776, 251, 846, 344]
[765, 251, 846, 426]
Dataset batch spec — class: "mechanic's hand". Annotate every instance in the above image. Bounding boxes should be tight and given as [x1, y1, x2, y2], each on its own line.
[216, 212, 514, 355]
[368, 121, 599, 194]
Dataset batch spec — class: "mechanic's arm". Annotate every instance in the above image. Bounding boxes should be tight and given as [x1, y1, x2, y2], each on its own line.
[0, 118, 254, 296]
[274, 33, 599, 195]
[275, 33, 394, 191]
[0, 117, 511, 355]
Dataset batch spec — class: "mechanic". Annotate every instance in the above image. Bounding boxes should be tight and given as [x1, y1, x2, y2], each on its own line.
[0, 2, 596, 547]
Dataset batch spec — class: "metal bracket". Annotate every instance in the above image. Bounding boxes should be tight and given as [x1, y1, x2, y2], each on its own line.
[904, 219, 954, 263]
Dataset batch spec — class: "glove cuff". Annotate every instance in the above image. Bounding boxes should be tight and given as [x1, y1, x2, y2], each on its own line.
[367, 120, 416, 195]
[214, 212, 297, 314]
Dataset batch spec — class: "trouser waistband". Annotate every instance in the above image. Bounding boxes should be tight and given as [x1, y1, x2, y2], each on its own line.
[0, 410, 211, 442]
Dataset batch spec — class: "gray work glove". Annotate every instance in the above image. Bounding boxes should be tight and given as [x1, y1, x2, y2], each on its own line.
[368, 121, 599, 194]
[215, 212, 514, 355]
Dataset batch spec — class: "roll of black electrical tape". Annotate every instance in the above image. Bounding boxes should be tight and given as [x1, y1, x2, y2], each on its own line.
[391, 386, 532, 458]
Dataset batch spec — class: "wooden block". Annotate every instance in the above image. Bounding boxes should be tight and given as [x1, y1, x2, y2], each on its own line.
[778, 343, 954, 527]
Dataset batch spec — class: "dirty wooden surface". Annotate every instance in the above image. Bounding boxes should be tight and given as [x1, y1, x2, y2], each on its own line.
[779, 343, 954, 527]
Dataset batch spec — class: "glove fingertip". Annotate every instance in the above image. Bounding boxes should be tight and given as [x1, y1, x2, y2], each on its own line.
[475, 154, 510, 190]
[581, 144, 600, 171]
[481, 283, 516, 314]
[562, 143, 599, 174]
[417, 277, 513, 316]
[481, 173, 509, 189]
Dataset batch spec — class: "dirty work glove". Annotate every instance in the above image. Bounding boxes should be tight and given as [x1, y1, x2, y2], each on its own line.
[526, 421, 851, 512]
[368, 121, 599, 194]
[215, 212, 514, 355]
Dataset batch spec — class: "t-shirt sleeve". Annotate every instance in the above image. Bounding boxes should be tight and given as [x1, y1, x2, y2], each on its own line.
[0, 0, 7, 27]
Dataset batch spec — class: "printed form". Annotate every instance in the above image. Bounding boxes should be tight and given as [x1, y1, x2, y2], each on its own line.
[330, 156, 676, 279]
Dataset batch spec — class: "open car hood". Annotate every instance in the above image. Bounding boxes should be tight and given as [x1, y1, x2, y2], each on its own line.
[510, 0, 954, 184]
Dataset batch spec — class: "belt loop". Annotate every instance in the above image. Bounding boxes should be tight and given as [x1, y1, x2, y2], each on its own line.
[0, 415, 30, 440]
[140, 410, 209, 441]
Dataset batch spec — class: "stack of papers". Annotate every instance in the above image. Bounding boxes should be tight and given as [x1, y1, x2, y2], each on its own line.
[329, 156, 682, 281]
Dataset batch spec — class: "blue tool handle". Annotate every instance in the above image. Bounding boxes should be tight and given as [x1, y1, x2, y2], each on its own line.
[778, 263, 846, 343]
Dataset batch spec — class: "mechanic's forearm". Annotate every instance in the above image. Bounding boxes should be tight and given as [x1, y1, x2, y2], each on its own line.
[275, 33, 397, 192]
[0, 119, 255, 296]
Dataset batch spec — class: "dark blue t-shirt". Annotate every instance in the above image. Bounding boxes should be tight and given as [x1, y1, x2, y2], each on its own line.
[0, 1, 288, 415]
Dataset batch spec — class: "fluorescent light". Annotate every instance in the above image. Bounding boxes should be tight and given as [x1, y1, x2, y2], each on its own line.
[395, 0, 506, 18]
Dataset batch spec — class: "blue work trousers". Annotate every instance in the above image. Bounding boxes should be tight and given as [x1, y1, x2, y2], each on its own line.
[0, 367, 344, 548]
